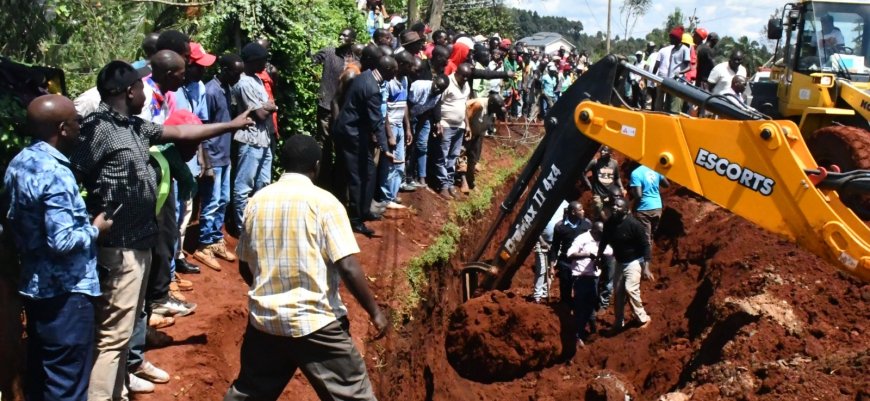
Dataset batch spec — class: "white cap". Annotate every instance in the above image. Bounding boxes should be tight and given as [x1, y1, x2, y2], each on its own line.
[390, 15, 406, 26]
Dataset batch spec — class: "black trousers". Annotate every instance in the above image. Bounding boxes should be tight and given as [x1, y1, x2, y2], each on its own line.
[315, 106, 337, 192]
[464, 132, 485, 190]
[146, 186, 176, 305]
[335, 133, 376, 225]
[557, 261, 575, 305]
[224, 319, 375, 401]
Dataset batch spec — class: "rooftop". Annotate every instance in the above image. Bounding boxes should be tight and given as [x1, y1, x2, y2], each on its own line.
[518, 32, 574, 48]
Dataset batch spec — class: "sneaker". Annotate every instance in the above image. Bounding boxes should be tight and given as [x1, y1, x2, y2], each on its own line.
[193, 248, 221, 271]
[127, 373, 155, 393]
[413, 179, 428, 189]
[638, 319, 652, 329]
[399, 182, 418, 192]
[148, 314, 175, 329]
[386, 201, 407, 210]
[133, 360, 169, 384]
[448, 186, 459, 198]
[151, 295, 196, 317]
[209, 239, 237, 262]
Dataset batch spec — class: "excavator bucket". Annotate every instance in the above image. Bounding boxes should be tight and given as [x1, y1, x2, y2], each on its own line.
[461, 55, 623, 300]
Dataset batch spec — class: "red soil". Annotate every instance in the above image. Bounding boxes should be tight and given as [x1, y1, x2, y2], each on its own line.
[3, 125, 868, 401]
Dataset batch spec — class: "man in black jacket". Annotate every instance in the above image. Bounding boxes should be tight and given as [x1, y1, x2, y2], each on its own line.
[548, 201, 592, 304]
[333, 56, 397, 237]
[598, 197, 654, 330]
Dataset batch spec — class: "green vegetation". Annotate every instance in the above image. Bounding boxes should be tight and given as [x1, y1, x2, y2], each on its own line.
[396, 145, 529, 324]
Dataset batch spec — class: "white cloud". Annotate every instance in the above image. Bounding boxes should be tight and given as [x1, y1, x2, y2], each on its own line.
[514, 0, 782, 42]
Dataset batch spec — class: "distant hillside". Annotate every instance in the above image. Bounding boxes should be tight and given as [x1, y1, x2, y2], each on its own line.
[511, 8, 583, 43]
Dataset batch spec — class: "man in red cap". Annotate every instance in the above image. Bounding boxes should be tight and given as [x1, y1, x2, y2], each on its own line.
[173, 42, 218, 277]
[653, 26, 691, 113]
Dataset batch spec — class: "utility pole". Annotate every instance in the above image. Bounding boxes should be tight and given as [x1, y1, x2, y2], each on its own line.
[606, 0, 612, 53]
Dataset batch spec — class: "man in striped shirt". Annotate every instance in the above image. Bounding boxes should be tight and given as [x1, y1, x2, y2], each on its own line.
[225, 135, 388, 401]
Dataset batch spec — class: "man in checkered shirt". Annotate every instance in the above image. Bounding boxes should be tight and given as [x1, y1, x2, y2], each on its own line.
[69, 60, 253, 401]
[224, 135, 388, 401]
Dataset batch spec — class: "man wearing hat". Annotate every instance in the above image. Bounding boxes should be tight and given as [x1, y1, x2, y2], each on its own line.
[173, 42, 216, 273]
[231, 42, 278, 237]
[653, 26, 691, 113]
[397, 30, 425, 55]
[70, 60, 253, 401]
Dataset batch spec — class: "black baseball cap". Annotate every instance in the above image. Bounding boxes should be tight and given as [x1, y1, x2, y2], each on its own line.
[96, 60, 151, 96]
[241, 43, 269, 62]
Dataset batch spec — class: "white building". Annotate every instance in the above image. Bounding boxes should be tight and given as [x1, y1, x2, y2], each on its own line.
[518, 32, 576, 55]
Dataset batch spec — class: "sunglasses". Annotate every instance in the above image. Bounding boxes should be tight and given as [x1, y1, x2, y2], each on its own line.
[60, 115, 84, 131]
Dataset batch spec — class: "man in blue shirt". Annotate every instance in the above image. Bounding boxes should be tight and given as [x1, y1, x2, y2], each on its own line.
[629, 163, 670, 249]
[540, 64, 558, 116]
[194, 54, 244, 271]
[4, 94, 112, 401]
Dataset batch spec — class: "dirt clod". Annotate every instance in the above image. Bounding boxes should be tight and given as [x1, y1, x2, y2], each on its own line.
[445, 291, 562, 382]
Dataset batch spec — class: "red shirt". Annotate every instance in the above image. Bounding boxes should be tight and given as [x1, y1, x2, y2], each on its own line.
[255, 69, 279, 137]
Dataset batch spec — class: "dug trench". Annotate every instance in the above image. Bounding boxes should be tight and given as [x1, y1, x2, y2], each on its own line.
[118, 126, 868, 401]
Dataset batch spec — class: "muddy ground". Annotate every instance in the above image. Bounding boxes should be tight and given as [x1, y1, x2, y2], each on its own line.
[3, 123, 865, 401]
[131, 125, 868, 401]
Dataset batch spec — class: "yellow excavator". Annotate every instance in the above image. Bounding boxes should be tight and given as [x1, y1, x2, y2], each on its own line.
[461, 55, 870, 301]
[754, 1, 870, 180]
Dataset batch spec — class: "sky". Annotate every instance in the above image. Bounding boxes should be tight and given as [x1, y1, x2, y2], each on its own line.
[510, 0, 784, 43]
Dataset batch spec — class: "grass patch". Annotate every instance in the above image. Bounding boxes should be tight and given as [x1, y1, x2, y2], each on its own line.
[394, 144, 531, 324]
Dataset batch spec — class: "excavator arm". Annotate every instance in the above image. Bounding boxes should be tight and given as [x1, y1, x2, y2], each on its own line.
[462, 55, 870, 301]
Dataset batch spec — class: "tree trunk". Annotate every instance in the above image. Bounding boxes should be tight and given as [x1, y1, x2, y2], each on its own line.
[429, 0, 444, 31]
[408, 0, 418, 25]
[0, 242, 24, 401]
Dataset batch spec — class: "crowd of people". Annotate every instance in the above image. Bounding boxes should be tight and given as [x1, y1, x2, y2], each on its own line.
[0, 5, 761, 399]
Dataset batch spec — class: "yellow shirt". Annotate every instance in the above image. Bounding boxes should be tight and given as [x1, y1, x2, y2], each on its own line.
[237, 173, 360, 337]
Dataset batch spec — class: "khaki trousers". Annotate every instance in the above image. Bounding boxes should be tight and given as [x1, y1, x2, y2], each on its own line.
[88, 248, 151, 401]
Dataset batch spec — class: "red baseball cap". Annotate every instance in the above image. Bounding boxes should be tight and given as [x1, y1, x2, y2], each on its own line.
[189, 42, 216, 67]
[694, 27, 709, 40]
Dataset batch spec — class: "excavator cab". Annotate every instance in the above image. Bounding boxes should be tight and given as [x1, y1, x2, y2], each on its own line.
[461, 55, 870, 302]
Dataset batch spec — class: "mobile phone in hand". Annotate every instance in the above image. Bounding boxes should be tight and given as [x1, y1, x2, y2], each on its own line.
[105, 203, 123, 220]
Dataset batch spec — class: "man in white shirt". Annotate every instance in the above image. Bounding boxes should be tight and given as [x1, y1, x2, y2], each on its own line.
[566, 221, 612, 347]
[707, 50, 747, 96]
[721, 75, 750, 110]
[813, 14, 846, 56]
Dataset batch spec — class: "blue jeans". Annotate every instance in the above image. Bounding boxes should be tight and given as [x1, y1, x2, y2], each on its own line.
[24, 293, 95, 401]
[199, 165, 231, 245]
[233, 143, 272, 232]
[413, 118, 430, 179]
[433, 126, 465, 190]
[376, 122, 405, 203]
[573, 276, 598, 340]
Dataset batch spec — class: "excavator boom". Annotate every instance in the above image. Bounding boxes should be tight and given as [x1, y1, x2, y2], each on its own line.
[463, 55, 870, 300]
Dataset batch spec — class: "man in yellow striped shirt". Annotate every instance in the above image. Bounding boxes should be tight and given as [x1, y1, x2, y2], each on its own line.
[224, 135, 388, 401]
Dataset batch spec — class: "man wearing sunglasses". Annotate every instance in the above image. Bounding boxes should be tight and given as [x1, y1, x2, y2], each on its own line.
[3, 94, 113, 401]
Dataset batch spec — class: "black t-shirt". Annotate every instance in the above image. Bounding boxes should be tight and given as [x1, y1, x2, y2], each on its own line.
[601, 214, 650, 264]
[696, 44, 716, 84]
[586, 157, 621, 197]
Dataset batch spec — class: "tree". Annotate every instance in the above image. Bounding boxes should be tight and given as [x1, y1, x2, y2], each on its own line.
[620, 0, 651, 41]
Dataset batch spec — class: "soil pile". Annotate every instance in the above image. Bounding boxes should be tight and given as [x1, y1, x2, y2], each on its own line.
[445, 290, 562, 382]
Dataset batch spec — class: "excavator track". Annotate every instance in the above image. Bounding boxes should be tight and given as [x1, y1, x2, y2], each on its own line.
[808, 125, 870, 219]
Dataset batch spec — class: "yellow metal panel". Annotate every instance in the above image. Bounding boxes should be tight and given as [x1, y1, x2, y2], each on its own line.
[575, 101, 870, 282]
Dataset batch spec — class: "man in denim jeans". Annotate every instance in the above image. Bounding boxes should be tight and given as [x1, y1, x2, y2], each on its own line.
[232, 42, 278, 235]
[373, 51, 416, 211]
[407, 74, 448, 189]
[433, 63, 472, 199]
[194, 54, 244, 271]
